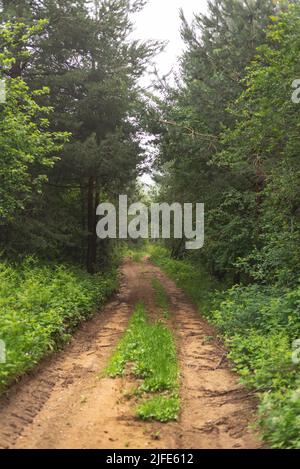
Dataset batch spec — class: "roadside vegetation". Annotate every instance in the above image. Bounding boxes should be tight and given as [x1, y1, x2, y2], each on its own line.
[0, 259, 118, 392]
[2, 0, 300, 450]
[106, 302, 180, 422]
[149, 245, 300, 448]
[124, 244, 150, 263]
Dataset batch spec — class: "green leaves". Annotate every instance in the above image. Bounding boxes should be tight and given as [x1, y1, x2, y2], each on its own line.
[153, 1, 280, 280]
[258, 387, 300, 449]
[210, 282, 300, 448]
[215, 5, 300, 285]
[0, 2, 160, 265]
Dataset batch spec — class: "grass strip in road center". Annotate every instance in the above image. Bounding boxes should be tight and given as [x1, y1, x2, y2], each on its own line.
[105, 302, 180, 422]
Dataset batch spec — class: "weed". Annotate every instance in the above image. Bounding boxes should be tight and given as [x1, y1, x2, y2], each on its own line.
[152, 277, 169, 317]
[149, 244, 300, 448]
[106, 302, 180, 421]
[0, 259, 118, 392]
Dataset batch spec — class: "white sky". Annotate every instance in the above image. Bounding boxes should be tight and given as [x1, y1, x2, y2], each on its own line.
[132, 0, 208, 83]
[132, 0, 209, 186]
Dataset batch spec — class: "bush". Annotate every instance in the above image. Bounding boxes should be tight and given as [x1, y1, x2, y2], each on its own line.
[258, 386, 300, 449]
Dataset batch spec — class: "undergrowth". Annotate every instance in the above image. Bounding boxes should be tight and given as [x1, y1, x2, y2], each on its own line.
[148, 245, 221, 312]
[0, 258, 118, 392]
[123, 243, 149, 263]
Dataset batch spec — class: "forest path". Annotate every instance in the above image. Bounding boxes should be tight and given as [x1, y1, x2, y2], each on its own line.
[0, 258, 259, 449]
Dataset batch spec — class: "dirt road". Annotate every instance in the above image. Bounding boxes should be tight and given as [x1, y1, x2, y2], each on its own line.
[0, 258, 259, 449]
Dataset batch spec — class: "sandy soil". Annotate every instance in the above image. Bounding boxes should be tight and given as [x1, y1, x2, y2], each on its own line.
[0, 258, 260, 449]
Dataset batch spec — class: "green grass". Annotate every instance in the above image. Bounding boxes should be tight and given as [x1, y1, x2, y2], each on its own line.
[106, 302, 180, 421]
[137, 395, 180, 422]
[0, 258, 118, 392]
[152, 277, 169, 318]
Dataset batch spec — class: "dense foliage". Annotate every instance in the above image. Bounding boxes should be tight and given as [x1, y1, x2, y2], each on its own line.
[153, 0, 300, 285]
[0, 258, 118, 391]
[0, 21, 67, 222]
